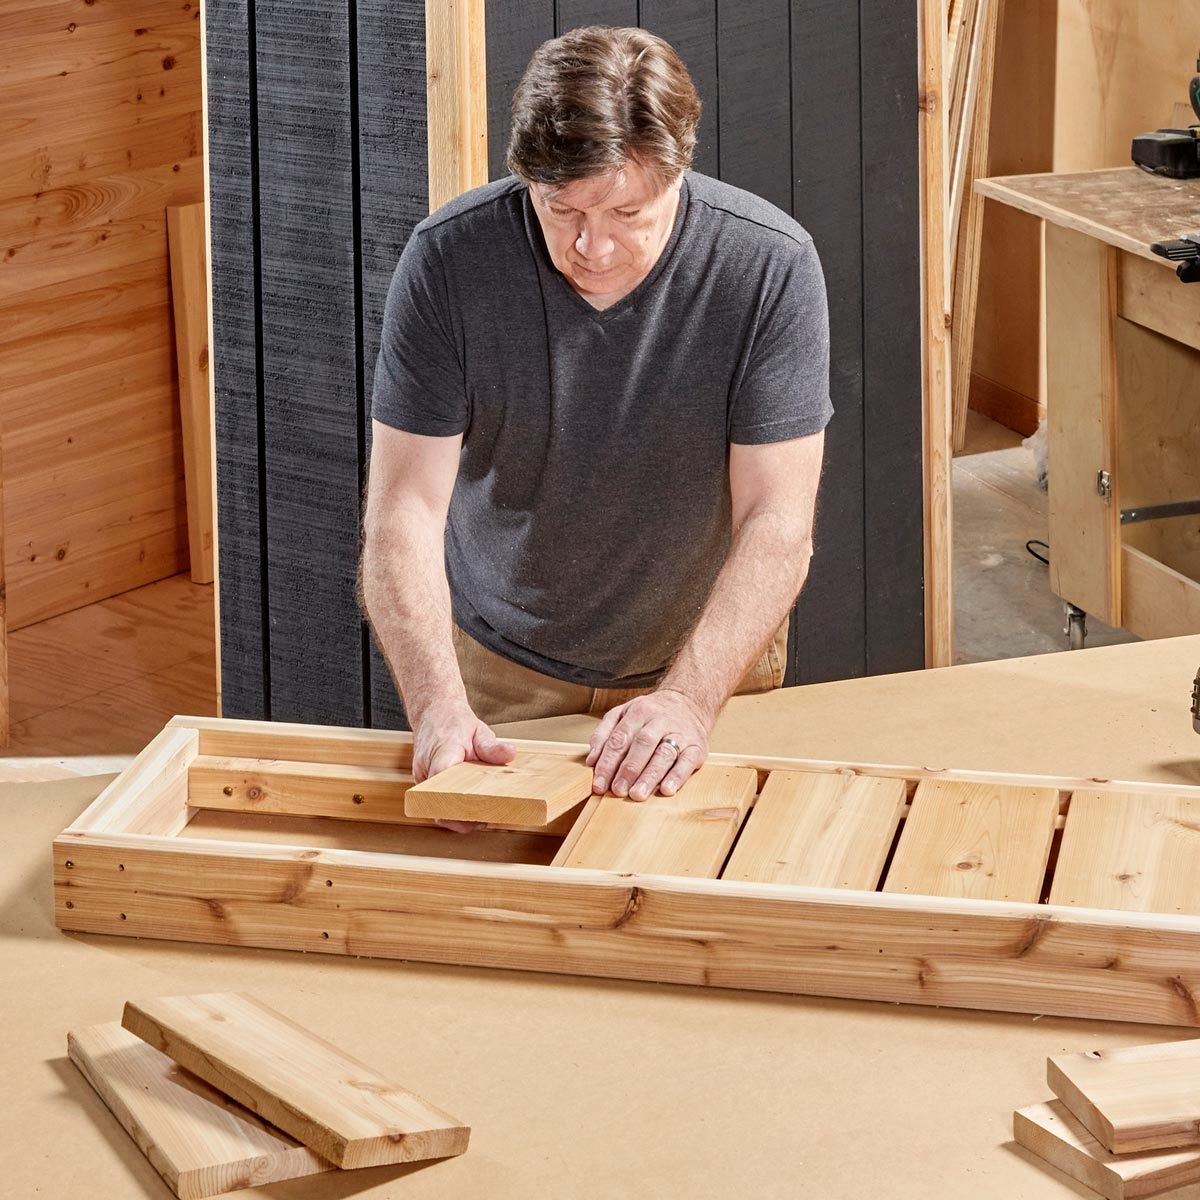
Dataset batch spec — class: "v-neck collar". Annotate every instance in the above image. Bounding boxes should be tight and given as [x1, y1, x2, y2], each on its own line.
[524, 174, 691, 324]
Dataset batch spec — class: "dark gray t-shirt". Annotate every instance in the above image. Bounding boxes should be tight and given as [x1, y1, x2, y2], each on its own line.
[371, 170, 832, 687]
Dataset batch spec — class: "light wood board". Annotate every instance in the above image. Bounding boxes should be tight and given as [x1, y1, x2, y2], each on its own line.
[1048, 1040, 1200, 1154]
[882, 778, 1058, 901]
[559, 764, 756, 877]
[405, 752, 593, 826]
[1045, 222, 1120, 624]
[122, 992, 470, 1169]
[68, 1022, 331, 1199]
[1050, 789, 1200, 915]
[1014, 1098, 1200, 1200]
[166, 201, 215, 585]
[976, 170, 1200, 263]
[722, 770, 906, 889]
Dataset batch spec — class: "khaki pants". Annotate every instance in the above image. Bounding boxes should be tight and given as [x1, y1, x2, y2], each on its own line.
[452, 620, 789, 726]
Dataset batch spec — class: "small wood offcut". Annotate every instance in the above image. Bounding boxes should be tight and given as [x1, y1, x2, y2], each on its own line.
[52, 716, 1200, 1027]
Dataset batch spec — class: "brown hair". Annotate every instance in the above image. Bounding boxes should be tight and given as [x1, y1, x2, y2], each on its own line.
[506, 26, 701, 192]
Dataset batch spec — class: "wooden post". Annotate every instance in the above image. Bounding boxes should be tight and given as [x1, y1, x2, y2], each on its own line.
[920, 0, 954, 667]
[426, 0, 489, 212]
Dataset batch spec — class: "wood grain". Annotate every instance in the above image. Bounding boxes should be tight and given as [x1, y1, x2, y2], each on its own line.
[405, 752, 593, 826]
[1050, 789, 1200, 915]
[52, 825, 1200, 1027]
[188, 755, 583, 836]
[69, 1022, 331, 1199]
[122, 993, 470, 1169]
[1115, 318, 1200, 597]
[559, 765, 756, 877]
[976, 170, 1200, 263]
[722, 770, 905, 889]
[920, 0, 953, 668]
[0, 0, 199, 630]
[1048, 1040, 1200, 1154]
[1014, 1098, 1200, 1200]
[425, 0, 488, 211]
[166, 202, 215, 585]
[1045, 222, 1120, 624]
[1119, 252, 1200, 356]
[1121, 546, 1200, 643]
[883, 779, 1058, 901]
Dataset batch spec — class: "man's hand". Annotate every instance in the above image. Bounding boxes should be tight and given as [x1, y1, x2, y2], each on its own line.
[585, 687, 713, 801]
[412, 701, 516, 832]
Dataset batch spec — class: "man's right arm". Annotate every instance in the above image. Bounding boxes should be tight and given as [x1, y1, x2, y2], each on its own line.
[360, 419, 515, 787]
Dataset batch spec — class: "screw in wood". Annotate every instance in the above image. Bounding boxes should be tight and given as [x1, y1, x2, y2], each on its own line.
[65, 861, 74, 869]
[222, 785, 234, 796]
[352, 793, 365, 804]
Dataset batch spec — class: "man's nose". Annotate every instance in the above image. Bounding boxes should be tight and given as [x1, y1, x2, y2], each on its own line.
[575, 222, 614, 261]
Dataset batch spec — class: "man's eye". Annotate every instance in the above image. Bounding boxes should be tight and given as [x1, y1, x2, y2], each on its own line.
[615, 210, 638, 219]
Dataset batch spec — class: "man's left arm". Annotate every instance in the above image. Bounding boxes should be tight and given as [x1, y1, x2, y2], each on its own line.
[587, 429, 824, 799]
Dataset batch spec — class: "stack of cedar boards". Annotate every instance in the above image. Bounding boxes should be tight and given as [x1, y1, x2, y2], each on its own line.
[1016, 1040, 1200, 1199]
[69, 991, 469, 1199]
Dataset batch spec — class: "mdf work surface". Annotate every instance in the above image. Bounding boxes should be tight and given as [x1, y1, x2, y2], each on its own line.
[9, 636, 1200, 1199]
[976, 168, 1200, 644]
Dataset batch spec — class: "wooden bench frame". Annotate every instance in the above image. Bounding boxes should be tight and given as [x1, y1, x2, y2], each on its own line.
[54, 715, 1200, 1027]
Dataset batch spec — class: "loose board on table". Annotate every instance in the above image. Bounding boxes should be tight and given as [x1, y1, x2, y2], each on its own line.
[1048, 1040, 1200, 1154]
[68, 1022, 331, 1199]
[122, 992, 470, 1169]
[404, 752, 592, 826]
[1014, 1099, 1200, 1200]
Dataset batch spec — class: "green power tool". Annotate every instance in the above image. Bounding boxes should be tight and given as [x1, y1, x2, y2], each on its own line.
[1131, 50, 1200, 179]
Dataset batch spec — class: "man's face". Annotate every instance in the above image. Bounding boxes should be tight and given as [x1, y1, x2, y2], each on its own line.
[528, 159, 682, 308]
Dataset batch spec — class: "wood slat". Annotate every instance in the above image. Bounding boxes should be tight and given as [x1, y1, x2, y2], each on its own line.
[722, 770, 905, 889]
[1014, 1099, 1200, 1200]
[882, 779, 1058, 901]
[188, 754, 583, 836]
[122, 993, 470, 1169]
[53, 827, 1200, 1027]
[425, 0, 487, 211]
[190, 757, 413, 823]
[1048, 1041, 1200, 1155]
[62, 723, 197, 837]
[69, 1023, 331, 1200]
[560, 764, 756, 877]
[405, 752, 593, 826]
[166, 202, 215, 584]
[1050, 789, 1200, 915]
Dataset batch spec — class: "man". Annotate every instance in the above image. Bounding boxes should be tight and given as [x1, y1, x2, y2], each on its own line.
[361, 26, 830, 815]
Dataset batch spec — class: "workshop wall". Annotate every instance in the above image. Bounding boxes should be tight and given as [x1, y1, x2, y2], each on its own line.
[209, 0, 924, 725]
[0, 3, 201, 630]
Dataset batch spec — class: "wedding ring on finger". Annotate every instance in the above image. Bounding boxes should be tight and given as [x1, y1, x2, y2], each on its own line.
[661, 736, 683, 758]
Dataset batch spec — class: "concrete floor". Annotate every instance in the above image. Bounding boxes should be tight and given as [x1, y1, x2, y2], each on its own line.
[953, 411, 1137, 664]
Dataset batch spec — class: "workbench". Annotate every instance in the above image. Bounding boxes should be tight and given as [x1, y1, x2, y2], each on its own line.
[976, 167, 1200, 649]
[4, 635, 1200, 1198]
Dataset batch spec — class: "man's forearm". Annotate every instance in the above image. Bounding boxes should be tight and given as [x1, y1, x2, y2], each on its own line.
[659, 509, 813, 718]
[361, 514, 467, 725]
